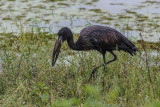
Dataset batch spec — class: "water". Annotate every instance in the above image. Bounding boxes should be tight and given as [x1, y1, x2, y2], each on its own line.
[0, 0, 160, 42]
[95, 0, 160, 14]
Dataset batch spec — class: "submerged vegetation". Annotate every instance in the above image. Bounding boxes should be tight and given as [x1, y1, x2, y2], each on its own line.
[0, 30, 159, 106]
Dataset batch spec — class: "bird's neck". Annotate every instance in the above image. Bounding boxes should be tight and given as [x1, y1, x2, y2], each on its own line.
[67, 34, 79, 50]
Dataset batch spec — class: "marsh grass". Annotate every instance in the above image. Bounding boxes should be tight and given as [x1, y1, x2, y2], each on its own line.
[0, 31, 160, 107]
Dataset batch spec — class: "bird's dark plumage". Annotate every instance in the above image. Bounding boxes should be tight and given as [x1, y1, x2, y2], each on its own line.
[52, 25, 138, 81]
[77, 25, 137, 55]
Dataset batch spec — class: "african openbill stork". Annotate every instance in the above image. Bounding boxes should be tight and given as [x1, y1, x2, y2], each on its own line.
[52, 25, 138, 80]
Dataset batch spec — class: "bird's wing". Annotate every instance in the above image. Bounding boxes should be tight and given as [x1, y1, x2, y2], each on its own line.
[79, 26, 119, 50]
[78, 25, 138, 54]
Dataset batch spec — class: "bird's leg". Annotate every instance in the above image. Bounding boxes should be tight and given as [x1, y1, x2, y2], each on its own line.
[89, 62, 105, 81]
[105, 51, 117, 65]
[88, 52, 106, 81]
[88, 68, 97, 81]
[89, 51, 117, 81]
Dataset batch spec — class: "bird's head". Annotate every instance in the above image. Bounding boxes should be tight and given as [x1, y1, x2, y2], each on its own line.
[52, 27, 72, 66]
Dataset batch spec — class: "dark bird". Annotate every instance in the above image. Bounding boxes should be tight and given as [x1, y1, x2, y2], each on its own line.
[52, 25, 138, 80]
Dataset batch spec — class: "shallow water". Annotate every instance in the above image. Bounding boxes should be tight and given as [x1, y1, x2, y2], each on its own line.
[0, 0, 160, 42]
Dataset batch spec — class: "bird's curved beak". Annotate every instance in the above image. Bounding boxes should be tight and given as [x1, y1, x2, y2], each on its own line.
[52, 36, 63, 66]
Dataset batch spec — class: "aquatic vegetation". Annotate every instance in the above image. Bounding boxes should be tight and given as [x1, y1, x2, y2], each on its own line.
[48, 0, 65, 2]
[2, 17, 12, 21]
[57, 3, 69, 6]
[89, 9, 102, 13]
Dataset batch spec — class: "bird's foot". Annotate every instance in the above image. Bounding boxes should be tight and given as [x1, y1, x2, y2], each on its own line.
[88, 69, 97, 81]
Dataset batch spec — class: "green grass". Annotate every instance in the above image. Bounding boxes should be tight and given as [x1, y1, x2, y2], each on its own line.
[0, 31, 160, 107]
